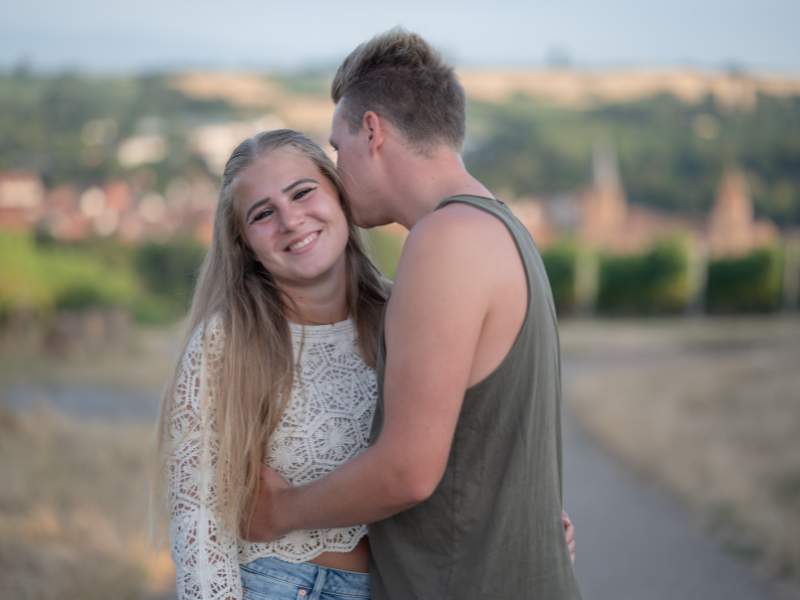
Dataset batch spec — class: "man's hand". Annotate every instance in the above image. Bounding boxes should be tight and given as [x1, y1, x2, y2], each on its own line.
[562, 509, 576, 564]
[240, 465, 291, 542]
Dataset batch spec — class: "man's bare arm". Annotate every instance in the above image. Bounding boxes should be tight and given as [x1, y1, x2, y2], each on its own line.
[243, 207, 506, 541]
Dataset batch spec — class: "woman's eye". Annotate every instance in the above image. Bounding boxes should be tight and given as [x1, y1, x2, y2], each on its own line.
[252, 208, 273, 223]
[293, 187, 314, 201]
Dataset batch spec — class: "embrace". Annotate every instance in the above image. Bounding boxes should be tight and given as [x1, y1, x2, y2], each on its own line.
[152, 28, 584, 600]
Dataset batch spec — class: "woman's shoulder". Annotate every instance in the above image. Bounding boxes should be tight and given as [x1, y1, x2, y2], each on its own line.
[186, 312, 226, 356]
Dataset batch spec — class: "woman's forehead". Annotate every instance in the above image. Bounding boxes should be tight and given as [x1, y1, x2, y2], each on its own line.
[237, 151, 318, 194]
[254, 150, 319, 183]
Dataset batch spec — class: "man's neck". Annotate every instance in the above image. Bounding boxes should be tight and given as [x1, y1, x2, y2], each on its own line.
[382, 148, 493, 230]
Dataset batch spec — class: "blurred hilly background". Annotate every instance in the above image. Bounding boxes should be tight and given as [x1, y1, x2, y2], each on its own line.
[1, 66, 800, 599]
[5, 67, 800, 225]
[2, 66, 800, 325]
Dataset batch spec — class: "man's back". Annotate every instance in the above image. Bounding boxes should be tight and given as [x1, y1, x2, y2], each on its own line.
[368, 196, 583, 600]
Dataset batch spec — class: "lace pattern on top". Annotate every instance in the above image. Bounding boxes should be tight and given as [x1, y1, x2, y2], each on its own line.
[239, 319, 376, 563]
[168, 316, 376, 600]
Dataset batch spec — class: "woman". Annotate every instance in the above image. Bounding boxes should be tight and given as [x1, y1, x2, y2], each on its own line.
[152, 129, 388, 600]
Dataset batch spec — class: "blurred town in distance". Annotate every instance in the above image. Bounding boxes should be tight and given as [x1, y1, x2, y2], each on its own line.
[2, 66, 800, 330]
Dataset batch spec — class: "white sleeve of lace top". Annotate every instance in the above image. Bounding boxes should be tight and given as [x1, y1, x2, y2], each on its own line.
[168, 319, 242, 600]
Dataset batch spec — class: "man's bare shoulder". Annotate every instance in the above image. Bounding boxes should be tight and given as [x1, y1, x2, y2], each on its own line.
[405, 201, 510, 255]
[392, 199, 521, 305]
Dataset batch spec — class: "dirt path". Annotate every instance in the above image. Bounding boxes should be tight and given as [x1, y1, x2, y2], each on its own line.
[3, 382, 161, 421]
[562, 405, 791, 600]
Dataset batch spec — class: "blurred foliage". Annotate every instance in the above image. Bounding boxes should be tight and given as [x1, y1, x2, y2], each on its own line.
[596, 237, 689, 315]
[1, 230, 205, 325]
[0, 72, 237, 191]
[705, 246, 784, 314]
[540, 240, 578, 313]
[133, 238, 205, 319]
[465, 94, 800, 227]
[0, 231, 136, 319]
[69, 235, 205, 324]
[364, 227, 405, 280]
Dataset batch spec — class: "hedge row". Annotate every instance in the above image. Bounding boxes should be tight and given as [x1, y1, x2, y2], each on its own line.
[0, 231, 205, 324]
[541, 238, 790, 316]
[596, 238, 688, 315]
[705, 246, 785, 313]
[539, 241, 577, 313]
[1, 229, 791, 323]
[0, 231, 136, 318]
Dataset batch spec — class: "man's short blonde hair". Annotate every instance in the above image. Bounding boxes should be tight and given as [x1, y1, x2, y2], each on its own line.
[332, 27, 466, 154]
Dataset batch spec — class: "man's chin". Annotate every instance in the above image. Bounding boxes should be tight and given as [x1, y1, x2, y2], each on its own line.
[355, 217, 392, 230]
[352, 213, 377, 229]
[352, 206, 396, 229]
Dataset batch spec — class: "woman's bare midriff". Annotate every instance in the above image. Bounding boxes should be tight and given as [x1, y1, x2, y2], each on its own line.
[307, 536, 370, 572]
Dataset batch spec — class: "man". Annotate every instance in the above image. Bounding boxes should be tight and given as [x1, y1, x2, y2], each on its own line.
[247, 28, 583, 599]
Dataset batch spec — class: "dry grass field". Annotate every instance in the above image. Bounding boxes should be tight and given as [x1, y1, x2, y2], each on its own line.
[0, 324, 180, 391]
[0, 408, 175, 599]
[0, 325, 180, 600]
[560, 316, 800, 580]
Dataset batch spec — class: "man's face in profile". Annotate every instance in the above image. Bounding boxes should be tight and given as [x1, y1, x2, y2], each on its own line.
[330, 101, 373, 228]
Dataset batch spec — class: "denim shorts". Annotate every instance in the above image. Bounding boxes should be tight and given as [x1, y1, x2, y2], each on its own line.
[240, 556, 371, 600]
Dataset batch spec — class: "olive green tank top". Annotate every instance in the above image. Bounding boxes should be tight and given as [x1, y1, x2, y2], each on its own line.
[367, 195, 583, 600]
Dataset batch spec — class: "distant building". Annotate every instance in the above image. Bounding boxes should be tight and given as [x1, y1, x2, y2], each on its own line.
[0, 172, 45, 231]
[510, 197, 557, 248]
[0, 169, 218, 246]
[706, 169, 778, 257]
[0, 171, 44, 209]
[42, 185, 88, 241]
[508, 144, 778, 259]
[511, 142, 698, 253]
[578, 140, 629, 248]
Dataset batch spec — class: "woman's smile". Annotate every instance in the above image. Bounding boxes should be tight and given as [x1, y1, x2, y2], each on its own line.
[286, 230, 320, 253]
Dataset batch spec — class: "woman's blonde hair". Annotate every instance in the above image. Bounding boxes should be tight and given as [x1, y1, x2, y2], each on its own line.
[151, 129, 387, 534]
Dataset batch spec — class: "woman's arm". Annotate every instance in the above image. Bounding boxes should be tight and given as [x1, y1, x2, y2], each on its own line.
[168, 320, 242, 600]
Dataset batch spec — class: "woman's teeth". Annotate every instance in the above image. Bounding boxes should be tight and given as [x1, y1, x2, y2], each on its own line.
[288, 232, 319, 251]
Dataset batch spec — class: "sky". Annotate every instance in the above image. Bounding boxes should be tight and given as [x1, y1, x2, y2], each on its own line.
[2, 0, 799, 74]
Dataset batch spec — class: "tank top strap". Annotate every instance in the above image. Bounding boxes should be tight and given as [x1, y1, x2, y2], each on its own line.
[434, 194, 553, 327]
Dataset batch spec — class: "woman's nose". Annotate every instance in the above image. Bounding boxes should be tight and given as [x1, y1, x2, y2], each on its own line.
[278, 204, 305, 232]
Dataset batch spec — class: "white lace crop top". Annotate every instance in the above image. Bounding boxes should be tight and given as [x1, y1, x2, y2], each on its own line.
[168, 316, 377, 600]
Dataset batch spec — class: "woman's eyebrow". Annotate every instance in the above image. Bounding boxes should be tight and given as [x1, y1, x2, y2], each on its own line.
[245, 197, 271, 221]
[282, 178, 318, 193]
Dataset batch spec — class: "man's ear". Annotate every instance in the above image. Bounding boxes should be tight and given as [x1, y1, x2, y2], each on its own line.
[362, 111, 386, 156]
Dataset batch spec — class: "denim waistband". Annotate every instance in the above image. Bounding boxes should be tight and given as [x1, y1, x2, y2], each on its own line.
[240, 556, 370, 598]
